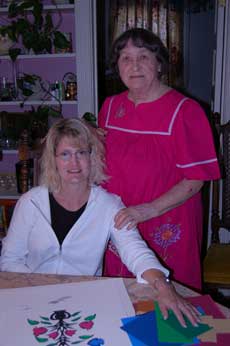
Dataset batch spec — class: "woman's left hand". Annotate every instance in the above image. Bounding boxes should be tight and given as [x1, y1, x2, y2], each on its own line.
[152, 278, 201, 327]
[114, 203, 158, 229]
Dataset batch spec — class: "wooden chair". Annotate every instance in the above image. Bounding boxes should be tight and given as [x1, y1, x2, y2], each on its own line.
[203, 113, 230, 304]
[0, 199, 17, 233]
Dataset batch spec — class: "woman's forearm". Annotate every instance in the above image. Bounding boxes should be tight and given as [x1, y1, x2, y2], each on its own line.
[114, 179, 204, 229]
[150, 178, 204, 216]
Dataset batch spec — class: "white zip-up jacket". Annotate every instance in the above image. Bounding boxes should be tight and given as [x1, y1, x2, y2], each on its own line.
[0, 185, 169, 280]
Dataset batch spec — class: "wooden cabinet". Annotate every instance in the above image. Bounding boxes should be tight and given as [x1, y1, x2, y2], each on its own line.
[0, 197, 18, 245]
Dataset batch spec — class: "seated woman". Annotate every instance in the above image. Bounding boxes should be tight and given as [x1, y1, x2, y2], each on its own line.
[0, 118, 200, 327]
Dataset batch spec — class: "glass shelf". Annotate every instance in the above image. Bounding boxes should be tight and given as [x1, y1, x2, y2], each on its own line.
[0, 53, 76, 60]
[0, 100, 77, 106]
[2, 150, 18, 154]
[0, 4, 74, 13]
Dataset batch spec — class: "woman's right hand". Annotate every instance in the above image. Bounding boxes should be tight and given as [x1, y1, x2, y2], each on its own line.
[114, 203, 159, 229]
[96, 127, 107, 141]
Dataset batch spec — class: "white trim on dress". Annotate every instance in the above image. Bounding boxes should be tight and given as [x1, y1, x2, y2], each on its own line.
[105, 96, 188, 135]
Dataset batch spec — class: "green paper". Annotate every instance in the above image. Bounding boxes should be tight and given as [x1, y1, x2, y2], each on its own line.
[155, 302, 193, 343]
[154, 301, 212, 343]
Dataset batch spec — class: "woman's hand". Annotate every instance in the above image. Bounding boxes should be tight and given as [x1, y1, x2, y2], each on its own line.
[114, 203, 158, 229]
[142, 270, 201, 327]
[96, 127, 107, 141]
[153, 278, 201, 327]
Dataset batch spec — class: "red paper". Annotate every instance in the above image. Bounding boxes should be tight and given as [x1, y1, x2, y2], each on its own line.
[187, 295, 230, 346]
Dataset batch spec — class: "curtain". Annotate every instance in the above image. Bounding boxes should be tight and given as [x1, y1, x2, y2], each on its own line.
[109, 0, 184, 88]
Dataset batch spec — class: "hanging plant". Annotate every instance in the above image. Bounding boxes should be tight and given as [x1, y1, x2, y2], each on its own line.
[0, 0, 71, 61]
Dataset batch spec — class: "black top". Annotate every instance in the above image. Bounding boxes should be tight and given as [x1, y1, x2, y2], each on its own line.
[49, 193, 87, 245]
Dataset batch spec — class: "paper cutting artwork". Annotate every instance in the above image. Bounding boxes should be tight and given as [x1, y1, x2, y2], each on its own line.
[0, 278, 134, 346]
[27, 309, 105, 346]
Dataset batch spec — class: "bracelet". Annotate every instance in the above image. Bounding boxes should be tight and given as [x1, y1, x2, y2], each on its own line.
[153, 276, 171, 290]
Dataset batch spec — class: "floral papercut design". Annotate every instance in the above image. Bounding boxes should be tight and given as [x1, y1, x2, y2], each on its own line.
[28, 309, 104, 346]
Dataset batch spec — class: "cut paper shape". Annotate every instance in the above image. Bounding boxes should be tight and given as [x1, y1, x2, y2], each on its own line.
[198, 328, 217, 343]
[154, 301, 211, 343]
[121, 311, 198, 346]
[133, 300, 155, 314]
[121, 315, 150, 346]
[187, 295, 225, 318]
[200, 316, 230, 333]
[197, 316, 230, 343]
[187, 295, 230, 346]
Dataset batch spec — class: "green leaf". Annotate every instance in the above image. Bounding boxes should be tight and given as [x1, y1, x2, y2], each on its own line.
[9, 48, 21, 62]
[27, 318, 39, 325]
[71, 311, 81, 317]
[16, 18, 31, 34]
[35, 336, 49, 343]
[71, 341, 83, 344]
[71, 316, 81, 322]
[44, 13, 54, 34]
[53, 31, 71, 49]
[8, 2, 19, 18]
[40, 316, 50, 321]
[18, 1, 35, 13]
[79, 335, 94, 340]
[33, 2, 43, 28]
[22, 88, 34, 97]
[84, 314, 96, 321]
[41, 321, 52, 325]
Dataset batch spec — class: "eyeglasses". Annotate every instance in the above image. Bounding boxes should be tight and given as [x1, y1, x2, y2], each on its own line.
[56, 149, 91, 162]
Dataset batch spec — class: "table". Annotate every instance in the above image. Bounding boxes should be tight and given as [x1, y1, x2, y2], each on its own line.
[0, 271, 229, 318]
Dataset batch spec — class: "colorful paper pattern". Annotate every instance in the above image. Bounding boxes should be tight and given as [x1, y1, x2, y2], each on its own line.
[121, 294, 230, 346]
[154, 301, 212, 343]
[121, 311, 187, 346]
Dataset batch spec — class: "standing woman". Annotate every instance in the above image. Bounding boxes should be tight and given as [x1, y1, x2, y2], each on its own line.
[98, 28, 220, 291]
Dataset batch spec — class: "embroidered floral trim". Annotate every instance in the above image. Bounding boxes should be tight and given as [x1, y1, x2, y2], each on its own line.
[154, 223, 181, 249]
[115, 103, 125, 118]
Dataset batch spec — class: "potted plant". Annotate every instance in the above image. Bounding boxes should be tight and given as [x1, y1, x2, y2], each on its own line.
[0, 0, 71, 61]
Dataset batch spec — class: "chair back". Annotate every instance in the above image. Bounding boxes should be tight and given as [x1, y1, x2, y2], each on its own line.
[211, 112, 230, 242]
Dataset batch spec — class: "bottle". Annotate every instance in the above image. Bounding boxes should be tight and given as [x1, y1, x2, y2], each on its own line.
[0, 77, 11, 101]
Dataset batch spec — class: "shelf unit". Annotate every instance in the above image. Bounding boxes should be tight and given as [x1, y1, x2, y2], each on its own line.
[0, 0, 97, 175]
[0, 1, 77, 114]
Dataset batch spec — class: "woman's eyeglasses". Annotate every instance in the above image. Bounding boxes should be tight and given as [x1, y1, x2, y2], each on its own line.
[56, 149, 91, 162]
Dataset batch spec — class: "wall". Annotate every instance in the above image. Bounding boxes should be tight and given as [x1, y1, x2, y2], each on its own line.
[183, 6, 215, 104]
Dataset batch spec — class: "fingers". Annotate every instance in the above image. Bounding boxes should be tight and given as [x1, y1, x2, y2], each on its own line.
[178, 302, 201, 327]
[114, 209, 137, 229]
[158, 303, 169, 321]
[159, 301, 187, 327]
[159, 300, 201, 328]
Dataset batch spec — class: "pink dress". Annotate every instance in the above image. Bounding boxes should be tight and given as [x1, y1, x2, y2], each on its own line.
[98, 89, 220, 290]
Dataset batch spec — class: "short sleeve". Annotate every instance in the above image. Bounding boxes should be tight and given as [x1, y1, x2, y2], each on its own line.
[172, 99, 220, 180]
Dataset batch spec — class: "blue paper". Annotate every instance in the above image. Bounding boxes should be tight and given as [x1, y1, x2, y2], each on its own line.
[121, 311, 197, 346]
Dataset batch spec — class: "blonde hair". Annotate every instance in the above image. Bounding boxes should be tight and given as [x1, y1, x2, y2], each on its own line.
[39, 118, 107, 192]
